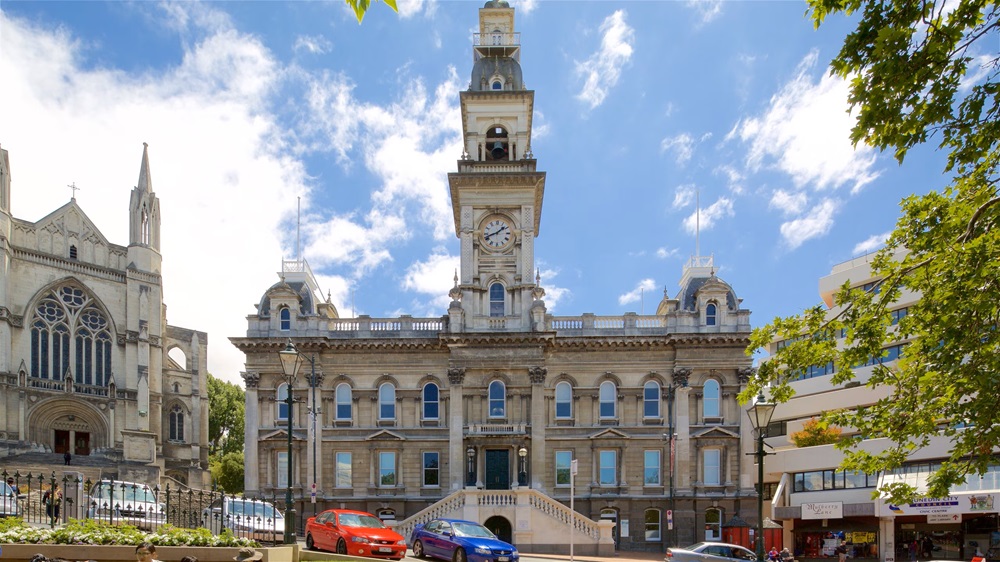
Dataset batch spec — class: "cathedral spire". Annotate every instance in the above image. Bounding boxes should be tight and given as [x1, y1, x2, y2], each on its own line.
[136, 142, 152, 194]
[129, 143, 161, 252]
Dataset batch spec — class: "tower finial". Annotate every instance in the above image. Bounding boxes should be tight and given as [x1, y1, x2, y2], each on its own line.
[68, 182, 80, 200]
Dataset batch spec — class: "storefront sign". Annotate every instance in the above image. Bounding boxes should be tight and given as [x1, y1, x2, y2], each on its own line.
[881, 493, 998, 516]
[802, 502, 844, 520]
[927, 514, 962, 524]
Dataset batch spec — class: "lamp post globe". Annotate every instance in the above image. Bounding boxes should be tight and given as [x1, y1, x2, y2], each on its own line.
[746, 391, 776, 560]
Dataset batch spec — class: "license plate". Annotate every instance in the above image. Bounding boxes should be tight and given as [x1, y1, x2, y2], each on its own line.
[378, 547, 394, 553]
[498, 557, 509, 561]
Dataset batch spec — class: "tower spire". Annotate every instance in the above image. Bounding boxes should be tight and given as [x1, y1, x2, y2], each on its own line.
[137, 142, 152, 193]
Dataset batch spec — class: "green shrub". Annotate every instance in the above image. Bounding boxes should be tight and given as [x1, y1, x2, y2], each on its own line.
[0, 518, 257, 547]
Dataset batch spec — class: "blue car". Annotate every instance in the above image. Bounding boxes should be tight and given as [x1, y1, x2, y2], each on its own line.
[410, 518, 519, 562]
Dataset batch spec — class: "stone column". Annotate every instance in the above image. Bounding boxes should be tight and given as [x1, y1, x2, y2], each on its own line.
[528, 366, 546, 489]
[241, 371, 261, 495]
[673, 368, 692, 489]
[306, 370, 325, 495]
[448, 367, 467, 491]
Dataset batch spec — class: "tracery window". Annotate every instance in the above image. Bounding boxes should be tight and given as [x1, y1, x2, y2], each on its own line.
[30, 284, 113, 386]
[169, 406, 185, 442]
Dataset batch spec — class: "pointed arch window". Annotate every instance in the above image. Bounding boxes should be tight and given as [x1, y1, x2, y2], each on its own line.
[703, 379, 720, 419]
[422, 383, 439, 420]
[599, 381, 617, 419]
[555, 381, 572, 419]
[488, 380, 506, 418]
[277, 383, 290, 420]
[279, 307, 291, 331]
[379, 383, 396, 421]
[30, 285, 112, 385]
[169, 406, 185, 442]
[489, 283, 505, 317]
[335, 383, 352, 421]
[644, 380, 661, 418]
[706, 302, 717, 326]
[69, 245, 78, 260]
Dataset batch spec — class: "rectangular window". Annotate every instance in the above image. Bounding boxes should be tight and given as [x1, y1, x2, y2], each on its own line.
[277, 452, 289, 489]
[645, 509, 662, 541]
[703, 449, 721, 485]
[336, 452, 352, 488]
[644, 450, 661, 485]
[379, 452, 396, 487]
[423, 452, 439, 487]
[599, 450, 617, 486]
[555, 451, 572, 486]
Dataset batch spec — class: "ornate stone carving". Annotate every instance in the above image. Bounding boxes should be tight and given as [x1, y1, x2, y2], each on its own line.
[737, 367, 757, 384]
[448, 367, 466, 385]
[672, 367, 691, 388]
[528, 366, 547, 384]
[305, 372, 325, 387]
[241, 371, 261, 389]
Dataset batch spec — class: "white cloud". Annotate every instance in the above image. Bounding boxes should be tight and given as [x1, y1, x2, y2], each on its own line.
[672, 185, 696, 209]
[294, 35, 332, 55]
[536, 264, 569, 311]
[656, 247, 680, 259]
[715, 164, 745, 195]
[402, 249, 459, 314]
[661, 133, 695, 165]
[769, 189, 808, 217]
[853, 232, 891, 255]
[686, 0, 723, 25]
[682, 197, 734, 234]
[779, 198, 840, 249]
[733, 51, 880, 194]
[960, 54, 995, 92]
[618, 278, 656, 306]
[517, 0, 539, 15]
[574, 10, 634, 109]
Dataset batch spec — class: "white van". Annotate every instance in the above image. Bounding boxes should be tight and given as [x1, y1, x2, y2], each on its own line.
[87, 480, 165, 530]
[202, 497, 285, 543]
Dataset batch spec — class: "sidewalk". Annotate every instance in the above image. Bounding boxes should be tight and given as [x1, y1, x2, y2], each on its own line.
[521, 550, 663, 562]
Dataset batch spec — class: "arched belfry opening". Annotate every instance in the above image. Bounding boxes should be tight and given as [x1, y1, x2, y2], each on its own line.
[486, 126, 510, 161]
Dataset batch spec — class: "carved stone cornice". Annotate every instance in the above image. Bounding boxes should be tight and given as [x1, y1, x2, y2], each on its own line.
[737, 367, 757, 384]
[305, 372, 325, 387]
[672, 368, 691, 388]
[528, 366, 547, 384]
[241, 371, 261, 389]
[447, 367, 466, 385]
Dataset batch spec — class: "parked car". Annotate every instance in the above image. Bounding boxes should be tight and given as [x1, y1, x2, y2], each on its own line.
[0, 481, 20, 518]
[666, 542, 758, 562]
[202, 497, 285, 543]
[305, 508, 406, 559]
[86, 480, 165, 530]
[410, 518, 519, 562]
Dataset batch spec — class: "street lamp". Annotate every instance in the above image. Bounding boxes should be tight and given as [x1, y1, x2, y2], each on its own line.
[278, 340, 303, 545]
[517, 445, 528, 487]
[466, 447, 476, 487]
[746, 390, 776, 560]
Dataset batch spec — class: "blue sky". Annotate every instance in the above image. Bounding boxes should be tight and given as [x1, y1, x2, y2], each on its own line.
[0, 0, 955, 385]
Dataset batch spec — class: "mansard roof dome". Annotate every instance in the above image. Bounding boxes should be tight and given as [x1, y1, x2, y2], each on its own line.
[677, 273, 739, 312]
[258, 280, 314, 316]
[483, 0, 510, 7]
[471, 56, 523, 91]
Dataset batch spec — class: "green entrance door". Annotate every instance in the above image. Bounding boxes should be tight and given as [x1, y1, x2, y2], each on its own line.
[484, 450, 510, 490]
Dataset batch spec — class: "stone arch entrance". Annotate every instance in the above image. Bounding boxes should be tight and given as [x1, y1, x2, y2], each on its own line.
[27, 398, 109, 455]
[484, 515, 513, 545]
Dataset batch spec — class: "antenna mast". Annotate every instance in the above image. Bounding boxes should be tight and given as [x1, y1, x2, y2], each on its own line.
[296, 196, 302, 261]
[695, 188, 701, 258]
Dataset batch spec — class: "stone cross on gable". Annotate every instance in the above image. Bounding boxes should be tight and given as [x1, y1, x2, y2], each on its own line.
[68, 182, 80, 200]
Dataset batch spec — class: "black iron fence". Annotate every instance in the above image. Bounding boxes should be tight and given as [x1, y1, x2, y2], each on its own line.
[0, 469, 297, 544]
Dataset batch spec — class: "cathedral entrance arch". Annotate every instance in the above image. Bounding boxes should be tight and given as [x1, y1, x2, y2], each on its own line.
[484, 515, 512, 544]
[28, 398, 107, 455]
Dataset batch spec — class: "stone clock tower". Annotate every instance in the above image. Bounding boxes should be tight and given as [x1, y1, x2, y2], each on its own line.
[447, 0, 546, 333]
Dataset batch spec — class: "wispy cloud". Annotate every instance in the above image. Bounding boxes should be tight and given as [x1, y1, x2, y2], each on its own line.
[686, 0, 723, 25]
[401, 248, 459, 315]
[656, 247, 680, 259]
[853, 232, 890, 255]
[682, 197, 735, 234]
[575, 10, 634, 109]
[672, 185, 696, 209]
[661, 133, 695, 165]
[618, 278, 656, 306]
[294, 35, 332, 55]
[779, 198, 839, 249]
[769, 189, 808, 217]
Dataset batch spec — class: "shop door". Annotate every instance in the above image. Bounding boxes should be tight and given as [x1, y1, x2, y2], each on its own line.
[484, 450, 510, 490]
[75, 432, 90, 456]
[54, 430, 70, 454]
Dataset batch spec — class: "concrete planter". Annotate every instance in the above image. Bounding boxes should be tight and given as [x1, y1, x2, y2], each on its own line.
[0, 544, 296, 562]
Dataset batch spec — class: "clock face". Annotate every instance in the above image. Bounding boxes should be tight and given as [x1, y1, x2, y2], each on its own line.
[482, 217, 512, 249]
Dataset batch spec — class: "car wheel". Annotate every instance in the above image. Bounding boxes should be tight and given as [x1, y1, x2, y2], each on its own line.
[337, 539, 348, 555]
[413, 540, 426, 559]
[454, 548, 467, 562]
[306, 534, 315, 551]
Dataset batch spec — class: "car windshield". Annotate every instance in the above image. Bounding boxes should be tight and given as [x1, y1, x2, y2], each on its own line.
[228, 500, 278, 519]
[340, 513, 386, 528]
[453, 522, 497, 539]
[95, 484, 159, 504]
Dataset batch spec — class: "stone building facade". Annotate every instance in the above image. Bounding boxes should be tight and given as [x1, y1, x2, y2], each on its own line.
[0, 143, 210, 486]
[233, 1, 757, 553]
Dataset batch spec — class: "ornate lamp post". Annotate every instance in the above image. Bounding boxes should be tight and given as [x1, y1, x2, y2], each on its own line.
[517, 445, 528, 486]
[278, 341, 303, 545]
[466, 447, 476, 487]
[746, 391, 776, 560]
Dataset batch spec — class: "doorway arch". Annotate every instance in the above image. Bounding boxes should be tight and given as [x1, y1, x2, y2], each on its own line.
[484, 515, 513, 545]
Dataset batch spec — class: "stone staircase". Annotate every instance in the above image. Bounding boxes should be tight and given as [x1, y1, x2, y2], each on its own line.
[1, 451, 118, 484]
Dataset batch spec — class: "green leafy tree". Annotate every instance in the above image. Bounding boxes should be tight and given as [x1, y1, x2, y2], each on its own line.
[208, 375, 245, 456]
[742, 0, 1000, 505]
[346, 0, 398, 23]
[210, 451, 246, 494]
[790, 418, 843, 448]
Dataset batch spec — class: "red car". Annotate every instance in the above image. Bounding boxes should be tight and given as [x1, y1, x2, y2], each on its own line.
[305, 509, 407, 560]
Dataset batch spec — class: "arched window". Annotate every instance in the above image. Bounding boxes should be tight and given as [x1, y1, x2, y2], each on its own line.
[30, 285, 111, 385]
[173, 382, 180, 393]
[643, 381, 661, 418]
[706, 302, 717, 326]
[599, 381, 617, 419]
[555, 381, 572, 419]
[335, 383, 352, 421]
[488, 380, 506, 418]
[169, 406, 185, 441]
[644, 508, 662, 541]
[703, 379, 720, 419]
[492, 81, 503, 90]
[489, 283, 505, 317]
[277, 383, 290, 420]
[705, 507, 722, 541]
[379, 383, 396, 421]
[423, 383, 439, 420]
[279, 307, 291, 331]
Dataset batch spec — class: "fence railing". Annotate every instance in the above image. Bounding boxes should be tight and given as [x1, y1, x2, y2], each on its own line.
[0, 469, 295, 544]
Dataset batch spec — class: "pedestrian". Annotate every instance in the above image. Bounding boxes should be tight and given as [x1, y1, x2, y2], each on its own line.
[43, 484, 62, 519]
[64, 451, 72, 465]
[29, 554, 49, 562]
[836, 541, 848, 562]
[780, 547, 794, 562]
[5, 477, 17, 495]
[922, 536, 933, 559]
[233, 547, 263, 562]
[908, 540, 917, 562]
[769, 547, 780, 561]
[135, 543, 162, 562]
